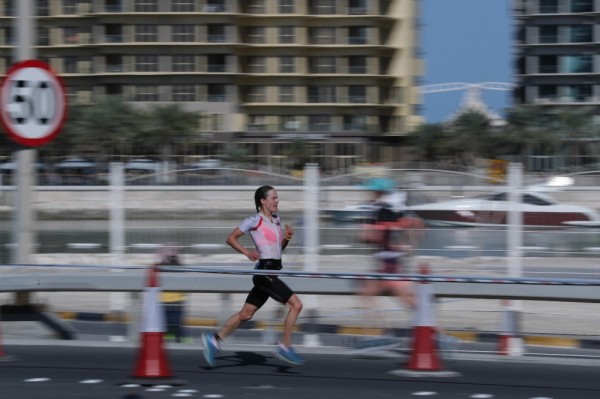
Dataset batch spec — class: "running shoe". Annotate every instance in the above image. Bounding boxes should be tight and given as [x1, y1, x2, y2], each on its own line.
[201, 333, 220, 367]
[274, 344, 305, 365]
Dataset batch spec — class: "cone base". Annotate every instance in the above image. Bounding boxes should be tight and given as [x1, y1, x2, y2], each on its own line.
[118, 377, 188, 387]
[388, 369, 462, 378]
[407, 326, 443, 371]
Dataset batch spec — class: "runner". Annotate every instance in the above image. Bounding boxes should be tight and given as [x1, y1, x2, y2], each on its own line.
[201, 185, 305, 366]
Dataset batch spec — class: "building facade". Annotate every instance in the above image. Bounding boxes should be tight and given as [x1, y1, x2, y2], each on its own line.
[513, 0, 599, 107]
[512, 0, 600, 171]
[0, 0, 423, 171]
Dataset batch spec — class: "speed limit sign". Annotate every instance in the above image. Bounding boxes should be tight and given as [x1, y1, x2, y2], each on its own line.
[0, 59, 67, 147]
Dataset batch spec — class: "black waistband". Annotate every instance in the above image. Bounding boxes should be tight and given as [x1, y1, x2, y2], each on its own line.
[256, 259, 282, 270]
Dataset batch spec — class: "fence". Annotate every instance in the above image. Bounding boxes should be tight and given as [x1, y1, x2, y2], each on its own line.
[1, 163, 600, 341]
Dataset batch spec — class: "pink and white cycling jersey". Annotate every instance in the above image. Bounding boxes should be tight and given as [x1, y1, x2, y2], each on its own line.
[238, 213, 284, 260]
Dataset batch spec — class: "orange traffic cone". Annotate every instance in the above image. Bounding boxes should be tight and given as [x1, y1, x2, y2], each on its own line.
[120, 265, 185, 385]
[388, 263, 460, 377]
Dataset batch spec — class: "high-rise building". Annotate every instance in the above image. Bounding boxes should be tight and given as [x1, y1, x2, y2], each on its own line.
[513, 0, 599, 108]
[0, 0, 423, 169]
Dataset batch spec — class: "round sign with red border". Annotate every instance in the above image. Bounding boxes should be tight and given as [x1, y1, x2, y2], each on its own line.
[0, 59, 67, 147]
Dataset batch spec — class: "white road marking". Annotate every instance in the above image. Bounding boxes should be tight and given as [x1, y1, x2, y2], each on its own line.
[79, 379, 103, 384]
[146, 388, 165, 392]
[470, 395, 494, 398]
[177, 390, 198, 393]
[202, 395, 224, 398]
[172, 394, 192, 397]
[413, 392, 437, 396]
[121, 384, 140, 388]
[24, 378, 50, 382]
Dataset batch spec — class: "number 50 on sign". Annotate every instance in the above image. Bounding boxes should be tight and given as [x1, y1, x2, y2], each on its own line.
[0, 59, 67, 147]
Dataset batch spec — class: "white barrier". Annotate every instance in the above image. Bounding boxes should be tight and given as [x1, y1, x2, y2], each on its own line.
[0, 264, 599, 302]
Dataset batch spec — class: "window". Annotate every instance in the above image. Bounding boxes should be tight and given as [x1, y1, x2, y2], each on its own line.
[279, 26, 295, 44]
[571, 0, 593, 12]
[308, 86, 336, 103]
[539, 0, 558, 13]
[135, 0, 158, 12]
[247, 86, 266, 102]
[563, 55, 592, 73]
[308, 115, 331, 131]
[539, 26, 557, 43]
[173, 25, 194, 42]
[279, 86, 295, 102]
[570, 25, 592, 43]
[248, 115, 267, 131]
[539, 85, 557, 100]
[64, 56, 78, 73]
[135, 85, 159, 101]
[349, 0, 367, 15]
[173, 85, 196, 102]
[247, 27, 266, 44]
[247, 0, 266, 14]
[348, 56, 367, 73]
[106, 54, 123, 72]
[37, 27, 49, 46]
[172, 55, 195, 72]
[539, 55, 557, 73]
[205, 1, 226, 12]
[279, 56, 295, 73]
[36, 0, 49, 16]
[348, 86, 366, 103]
[208, 84, 227, 101]
[208, 24, 227, 42]
[279, 0, 294, 13]
[106, 24, 123, 43]
[172, 0, 195, 12]
[207, 54, 227, 72]
[311, 27, 335, 44]
[64, 27, 79, 44]
[281, 115, 300, 130]
[248, 56, 266, 73]
[311, 0, 335, 15]
[135, 55, 159, 72]
[344, 115, 367, 131]
[348, 26, 367, 44]
[564, 85, 592, 101]
[63, 0, 77, 14]
[310, 57, 336, 73]
[135, 25, 158, 42]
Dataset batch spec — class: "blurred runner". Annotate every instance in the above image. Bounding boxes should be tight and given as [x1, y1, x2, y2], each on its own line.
[353, 178, 423, 352]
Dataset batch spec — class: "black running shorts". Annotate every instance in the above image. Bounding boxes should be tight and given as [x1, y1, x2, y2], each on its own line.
[245, 275, 294, 308]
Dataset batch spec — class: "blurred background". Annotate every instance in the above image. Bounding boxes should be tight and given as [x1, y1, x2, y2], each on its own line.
[0, 0, 599, 348]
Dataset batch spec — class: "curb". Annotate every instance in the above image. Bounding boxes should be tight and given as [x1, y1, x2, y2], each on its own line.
[56, 311, 600, 350]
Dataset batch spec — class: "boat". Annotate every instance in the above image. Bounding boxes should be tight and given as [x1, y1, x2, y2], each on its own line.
[407, 191, 600, 227]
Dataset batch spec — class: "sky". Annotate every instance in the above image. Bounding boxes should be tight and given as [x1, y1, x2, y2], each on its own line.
[421, 0, 512, 123]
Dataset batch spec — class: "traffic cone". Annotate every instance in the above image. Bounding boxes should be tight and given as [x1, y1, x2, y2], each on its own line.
[498, 300, 523, 356]
[388, 263, 460, 377]
[407, 263, 442, 371]
[120, 265, 185, 385]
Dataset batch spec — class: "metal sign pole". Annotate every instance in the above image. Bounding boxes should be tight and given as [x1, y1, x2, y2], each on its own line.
[12, 0, 36, 305]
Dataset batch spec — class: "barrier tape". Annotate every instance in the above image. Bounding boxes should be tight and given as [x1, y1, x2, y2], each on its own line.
[159, 266, 600, 286]
[2, 263, 599, 286]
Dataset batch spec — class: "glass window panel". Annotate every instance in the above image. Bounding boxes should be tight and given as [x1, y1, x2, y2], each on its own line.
[135, 0, 158, 12]
[135, 55, 159, 72]
[279, 26, 295, 44]
[135, 25, 158, 42]
[173, 25, 195, 42]
[172, 55, 195, 72]
[173, 85, 196, 102]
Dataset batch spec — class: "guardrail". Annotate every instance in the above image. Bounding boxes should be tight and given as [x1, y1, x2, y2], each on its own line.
[1, 264, 599, 303]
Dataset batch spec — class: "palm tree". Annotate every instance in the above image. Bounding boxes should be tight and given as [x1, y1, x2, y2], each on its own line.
[448, 110, 492, 165]
[134, 104, 199, 161]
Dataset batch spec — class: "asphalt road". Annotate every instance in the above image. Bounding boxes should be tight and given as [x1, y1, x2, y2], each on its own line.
[1, 342, 599, 399]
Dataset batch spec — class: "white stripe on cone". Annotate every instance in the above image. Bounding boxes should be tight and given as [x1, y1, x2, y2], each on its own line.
[142, 287, 165, 333]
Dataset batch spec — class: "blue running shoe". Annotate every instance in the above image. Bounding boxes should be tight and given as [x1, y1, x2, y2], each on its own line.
[274, 344, 305, 365]
[201, 333, 220, 367]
